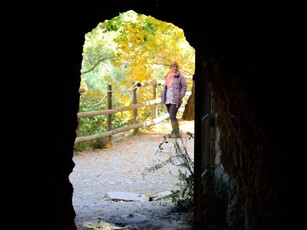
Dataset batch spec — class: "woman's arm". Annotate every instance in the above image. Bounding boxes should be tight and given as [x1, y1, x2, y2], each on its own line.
[180, 75, 187, 98]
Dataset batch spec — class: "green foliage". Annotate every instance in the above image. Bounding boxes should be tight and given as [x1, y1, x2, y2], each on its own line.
[143, 132, 195, 211]
[77, 10, 195, 152]
[81, 9, 195, 102]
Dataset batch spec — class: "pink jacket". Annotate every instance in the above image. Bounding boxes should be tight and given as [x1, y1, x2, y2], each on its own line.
[161, 71, 187, 108]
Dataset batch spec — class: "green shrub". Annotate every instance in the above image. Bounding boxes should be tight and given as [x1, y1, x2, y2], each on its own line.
[143, 132, 195, 211]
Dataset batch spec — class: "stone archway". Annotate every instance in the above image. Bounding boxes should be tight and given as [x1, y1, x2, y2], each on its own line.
[11, 1, 303, 230]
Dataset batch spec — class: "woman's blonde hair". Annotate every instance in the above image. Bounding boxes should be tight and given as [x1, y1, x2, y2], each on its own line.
[170, 61, 179, 69]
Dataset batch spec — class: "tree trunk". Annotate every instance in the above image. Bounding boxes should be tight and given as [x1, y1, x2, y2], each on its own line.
[182, 82, 195, 120]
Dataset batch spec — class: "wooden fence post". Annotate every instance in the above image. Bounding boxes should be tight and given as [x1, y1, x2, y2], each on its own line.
[152, 80, 157, 119]
[132, 82, 138, 134]
[107, 85, 112, 142]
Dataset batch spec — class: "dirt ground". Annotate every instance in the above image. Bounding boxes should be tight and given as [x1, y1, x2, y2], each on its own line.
[69, 119, 195, 230]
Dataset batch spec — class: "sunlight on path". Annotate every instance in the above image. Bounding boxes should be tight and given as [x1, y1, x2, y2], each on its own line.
[70, 119, 195, 229]
[142, 119, 194, 136]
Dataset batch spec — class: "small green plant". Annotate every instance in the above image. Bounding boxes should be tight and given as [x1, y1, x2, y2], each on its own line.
[143, 131, 195, 211]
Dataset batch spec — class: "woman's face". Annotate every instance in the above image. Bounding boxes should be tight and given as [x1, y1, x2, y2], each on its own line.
[171, 66, 177, 72]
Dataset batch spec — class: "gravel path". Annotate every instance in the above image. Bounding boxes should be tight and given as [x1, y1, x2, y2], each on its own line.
[69, 120, 194, 229]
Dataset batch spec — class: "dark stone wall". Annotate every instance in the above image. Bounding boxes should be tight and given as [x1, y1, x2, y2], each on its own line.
[9, 1, 304, 229]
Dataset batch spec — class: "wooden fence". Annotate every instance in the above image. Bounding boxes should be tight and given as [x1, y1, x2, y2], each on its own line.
[75, 79, 167, 144]
[75, 78, 192, 144]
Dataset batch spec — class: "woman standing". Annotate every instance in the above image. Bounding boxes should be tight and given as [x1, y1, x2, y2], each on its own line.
[161, 61, 187, 138]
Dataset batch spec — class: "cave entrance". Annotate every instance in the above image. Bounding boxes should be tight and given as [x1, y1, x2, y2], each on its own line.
[70, 9, 200, 229]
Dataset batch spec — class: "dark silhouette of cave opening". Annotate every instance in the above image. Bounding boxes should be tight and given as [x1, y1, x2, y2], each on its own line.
[9, 1, 304, 230]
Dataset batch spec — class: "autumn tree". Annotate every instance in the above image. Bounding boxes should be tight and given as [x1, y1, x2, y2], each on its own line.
[79, 10, 195, 137]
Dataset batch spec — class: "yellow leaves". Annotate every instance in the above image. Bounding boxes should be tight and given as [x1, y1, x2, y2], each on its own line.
[124, 169, 133, 176]
[104, 142, 113, 150]
[80, 10, 195, 127]
[82, 221, 123, 230]
[114, 10, 193, 80]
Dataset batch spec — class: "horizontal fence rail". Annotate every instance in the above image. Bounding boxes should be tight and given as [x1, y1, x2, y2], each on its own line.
[75, 79, 192, 144]
[77, 98, 162, 118]
[75, 113, 169, 143]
